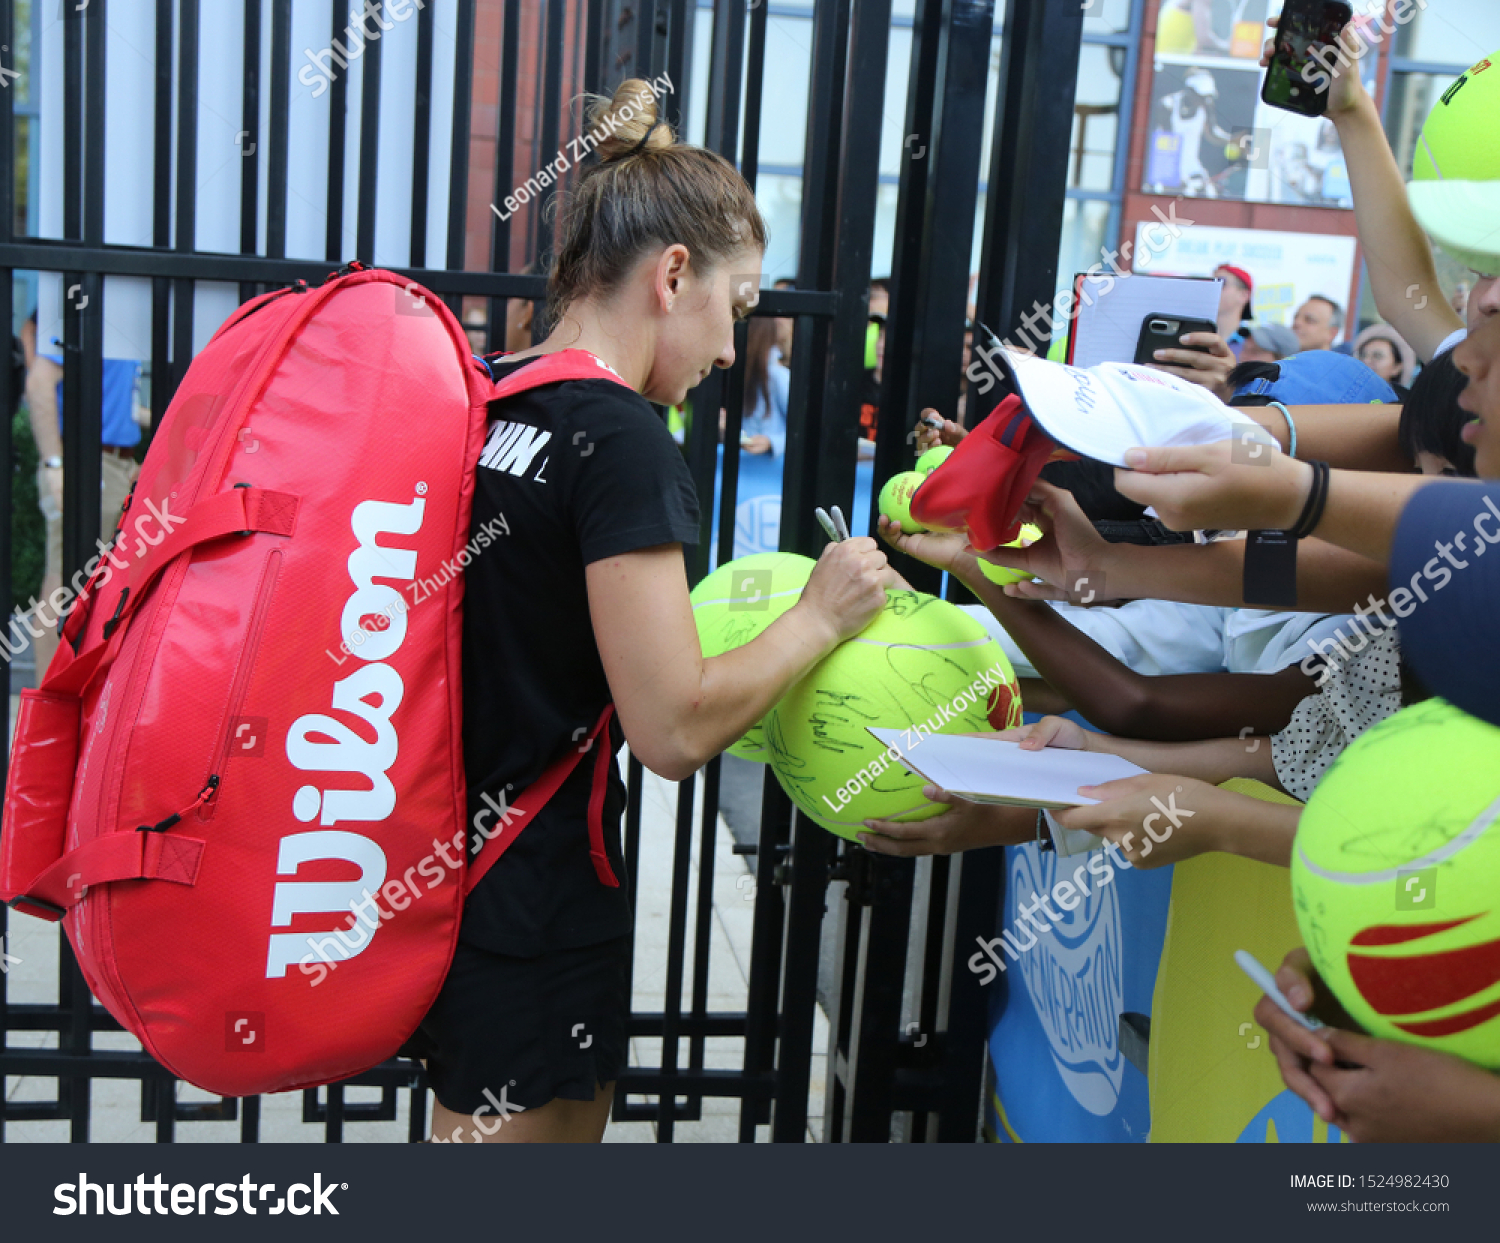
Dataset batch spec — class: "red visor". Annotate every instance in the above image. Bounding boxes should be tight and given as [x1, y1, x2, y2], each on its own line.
[908, 395, 1076, 550]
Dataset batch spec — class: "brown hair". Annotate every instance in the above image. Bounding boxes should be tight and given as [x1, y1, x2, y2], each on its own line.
[742, 315, 778, 415]
[547, 78, 767, 326]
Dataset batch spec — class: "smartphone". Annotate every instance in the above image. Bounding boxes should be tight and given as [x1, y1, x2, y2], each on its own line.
[1133, 314, 1219, 366]
[1261, 0, 1353, 117]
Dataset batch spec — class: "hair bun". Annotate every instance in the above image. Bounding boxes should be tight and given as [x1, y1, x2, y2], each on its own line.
[589, 78, 673, 163]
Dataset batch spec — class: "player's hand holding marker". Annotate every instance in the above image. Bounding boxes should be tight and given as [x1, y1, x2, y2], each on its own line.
[794, 505, 891, 647]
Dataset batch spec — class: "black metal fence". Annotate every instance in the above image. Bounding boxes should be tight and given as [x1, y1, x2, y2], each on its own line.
[0, 0, 1082, 1142]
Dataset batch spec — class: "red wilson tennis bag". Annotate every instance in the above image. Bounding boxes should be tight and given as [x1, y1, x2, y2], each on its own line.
[0, 265, 627, 1096]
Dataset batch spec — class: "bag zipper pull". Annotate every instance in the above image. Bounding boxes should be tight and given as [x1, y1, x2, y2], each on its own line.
[137, 774, 220, 833]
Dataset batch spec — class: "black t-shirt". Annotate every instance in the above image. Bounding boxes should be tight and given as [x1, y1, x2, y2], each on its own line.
[460, 354, 700, 957]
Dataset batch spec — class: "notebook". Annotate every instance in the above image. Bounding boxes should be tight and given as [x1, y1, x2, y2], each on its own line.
[867, 728, 1148, 810]
[1066, 271, 1223, 371]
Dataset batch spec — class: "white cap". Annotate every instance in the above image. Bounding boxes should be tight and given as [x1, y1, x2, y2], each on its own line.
[987, 347, 1245, 466]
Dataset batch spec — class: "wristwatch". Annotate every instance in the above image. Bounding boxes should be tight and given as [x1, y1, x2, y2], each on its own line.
[42, 456, 62, 469]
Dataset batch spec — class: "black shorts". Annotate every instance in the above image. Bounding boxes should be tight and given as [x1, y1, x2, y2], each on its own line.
[408, 934, 631, 1118]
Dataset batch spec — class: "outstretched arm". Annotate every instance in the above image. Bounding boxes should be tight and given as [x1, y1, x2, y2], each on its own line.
[1007, 714, 1283, 789]
[975, 478, 1391, 615]
[1259, 21, 1462, 361]
[879, 515, 1317, 739]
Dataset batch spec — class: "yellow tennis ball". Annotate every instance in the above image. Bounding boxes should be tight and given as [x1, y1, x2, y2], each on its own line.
[764, 589, 1022, 840]
[879, 470, 928, 532]
[1224, 142, 1241, 162]
[915, 444, 953, 476]
[691, 552, 816, 761]
[976, 523, 1042, 587]
[1291, 699, 1500, 1068]
[1411, 53, 1500, 182]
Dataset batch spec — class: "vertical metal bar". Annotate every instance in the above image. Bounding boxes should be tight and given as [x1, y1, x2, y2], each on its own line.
[172, 0, 200, 399]
[661, 0, 687, 130]
[613, 751, 646, 1125]
[533, 0, 565, 267]
[407, 1083, 428, 1142]
[150, 0, 175, 425]
[656, 772, 698, 1141]
[61, 0, 103, 577]
[821, 849, 864, 1142]
[775, 0, 849, 561]
[715, 323, 746, 565]
[843, 856, 916, 1140]
[686, 756, 722, 1116]
[326, 1084, 345, 1142]
[634, 0, 656, 81]
[869, 0, 938, 587]
[0, 0, 13, 1141]
[891, 0, 994, 454]
[740, 0, 768, 191]
[409, 0, 434, 268]
[238, 0, 262, 304]
[769, 814, 834, 1141]
[325, 0, 348, 263]
[817, 0, 891, 545]
[703, 0, 743, 158]
[444, 0, 476, 272]
[935, 846, 1003, 1140]
[266, 0, 291, 261]
[63, 0, 82, 240]
[155, 1078, 176, 1141]
[1106, 5, 1145, 228]
[355, 0, 382, 263]
[737, 769, 790, 1140]
[683, 364, 724, 582]
[489, 0, 519, 278]
[971, 0, 1085, 381]
[902, 853, 950, 1143]
[57, 0, 112, 1145]
[240, 1093, 261, 1142]
[582, 0, 603, 100]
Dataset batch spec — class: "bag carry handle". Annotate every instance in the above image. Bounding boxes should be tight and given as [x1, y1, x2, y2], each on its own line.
[44, 486, 299, 700]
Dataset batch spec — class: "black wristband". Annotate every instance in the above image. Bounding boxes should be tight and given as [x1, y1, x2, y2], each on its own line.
[1241, 461, 1331, 607]
[1290, 460, 1331, 540]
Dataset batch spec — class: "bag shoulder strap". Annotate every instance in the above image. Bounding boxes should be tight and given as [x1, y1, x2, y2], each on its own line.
[464, 705, 615, 896]
[457, 351, 633, 890]
[487, 349, 634, 400]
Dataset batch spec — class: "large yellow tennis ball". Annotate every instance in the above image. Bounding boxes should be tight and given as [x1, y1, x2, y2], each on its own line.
[1411, 53, 1500, 182]
[878, 470, 929, 533]
[915, 444, 952, 476]
[976, 523, 1043, 587]
[692, 552, 816, 761]
[1291, 699, 1500, 1068]
[764, 589, 1022, 840]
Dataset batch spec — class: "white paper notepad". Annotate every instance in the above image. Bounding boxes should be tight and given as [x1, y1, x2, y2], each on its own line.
[867, 728, 1148, 809]
[1067, 271, 1223, 371]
